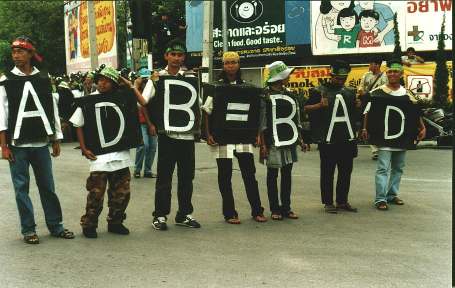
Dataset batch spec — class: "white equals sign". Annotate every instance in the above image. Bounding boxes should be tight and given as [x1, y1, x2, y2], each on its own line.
[225, 102, 250, 122]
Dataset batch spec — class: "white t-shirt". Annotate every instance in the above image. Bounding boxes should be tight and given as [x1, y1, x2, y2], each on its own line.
[0, 67, 63, 147]
[69, 91, 132, 172]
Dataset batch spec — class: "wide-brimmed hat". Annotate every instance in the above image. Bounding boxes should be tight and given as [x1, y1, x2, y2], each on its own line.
[96, 66, 120, 84]
[266, 61, 294, 83]
[138, 67, 151, 78]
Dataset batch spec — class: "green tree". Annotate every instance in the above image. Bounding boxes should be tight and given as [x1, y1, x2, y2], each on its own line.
[434, 14, 449, 108]
[0, 1, 65, 74]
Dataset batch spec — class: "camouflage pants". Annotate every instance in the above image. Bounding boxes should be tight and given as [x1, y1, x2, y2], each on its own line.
[80, 168, 131, 228]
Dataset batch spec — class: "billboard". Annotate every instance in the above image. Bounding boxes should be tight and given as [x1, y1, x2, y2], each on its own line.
[185, 0, 311, 59]
[310, 0, 452, 55]
[64, 1, 118, 74]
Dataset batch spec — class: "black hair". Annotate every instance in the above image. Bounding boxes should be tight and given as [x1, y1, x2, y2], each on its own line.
[12, 36, 41, 68]
[165, 38, 187, 53]
[320, 0, 355, 14]
[359, 9, 380, 21]
[406, 47, 416, 52]
[386, 58, 403, 67]
[370, 56, 383, 65]
[337, 8, 359, 25]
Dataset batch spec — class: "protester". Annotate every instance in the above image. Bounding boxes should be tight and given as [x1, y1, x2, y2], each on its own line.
[304, 60, 360, 214]
[134, 67, 157, 178]
[402, 47, 425, 66]
[358, 56, 388, 160]
[362, 58, 426, 211]
[142, 39, 201, 230]
[69, 66, 147, 238]
[260, 61, 307, 220]
[0, 36, 74, 244]
[202, 51, 267, 224]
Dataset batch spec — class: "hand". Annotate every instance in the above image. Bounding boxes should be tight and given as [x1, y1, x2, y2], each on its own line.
[206, 134, 217, 146]
[255, 134, 262, 147]
[417, 128, 426, 141]
[82, 149, 97, 160]
[373, 33, 385, 44]
[298, 139, 310, 152]
[51, 141, 60, 157]
[148, 124, 157, 136]
[361, 129, 369, 140]
[1, 146, 14, 162]
[118, 76, 133, 88]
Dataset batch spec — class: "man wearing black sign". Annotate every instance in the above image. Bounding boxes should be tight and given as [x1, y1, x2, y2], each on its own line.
[142, 40, 201, 230]
[0, 36, 74, 244]
[70, 66, 146, 238]
[202, 51, 266, 224]
[304, 60, 360, 214]
[362, 59, 426, 211]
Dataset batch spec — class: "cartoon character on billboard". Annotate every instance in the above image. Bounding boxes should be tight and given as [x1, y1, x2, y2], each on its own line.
[334, 8, 360, 48]
[357, 10, 381, 48]
[354, 0, 394, 45]
[314, 0, 355, 50]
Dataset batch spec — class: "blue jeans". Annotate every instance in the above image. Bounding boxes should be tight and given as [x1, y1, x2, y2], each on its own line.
[134, 124, 157, 174]
[9, 146, 64, 236]
[375, 150, 406, 204]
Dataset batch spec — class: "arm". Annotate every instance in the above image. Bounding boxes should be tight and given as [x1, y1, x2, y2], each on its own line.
[203, 111, 217, 146]
[141, 106, 156, 136]
[374, 19, 394, 44]
[361, 112, 369, 140]
[417, 117, 426, 140]
[0, 130, 13, 162]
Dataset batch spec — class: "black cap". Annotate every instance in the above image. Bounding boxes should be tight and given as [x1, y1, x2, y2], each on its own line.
[330, 60, 351, 76]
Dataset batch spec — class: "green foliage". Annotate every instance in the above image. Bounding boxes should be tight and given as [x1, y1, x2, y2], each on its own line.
[392, 12, 402, 60]
[434, 14, 449, 108]
[0, 1, 65, 74]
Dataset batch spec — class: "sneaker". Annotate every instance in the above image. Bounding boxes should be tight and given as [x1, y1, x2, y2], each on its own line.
[372, 154, 378, 160]
[144, 173, 157, 178]
[152, 216, 168, 231]
[134, 172, 141, 178]
[389, 197, 404, 205]
[324, 204, 338, 214]
[175, 214, 201, 228]
[82, 227, 98, 238]
[108, 223, 130, 235]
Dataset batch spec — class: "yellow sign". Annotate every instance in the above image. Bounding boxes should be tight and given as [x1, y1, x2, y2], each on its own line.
[79, 1, 116, 58]
[263, 62, 453, 101]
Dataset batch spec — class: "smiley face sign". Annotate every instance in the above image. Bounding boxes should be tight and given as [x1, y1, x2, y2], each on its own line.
[230, 0, 263, 23]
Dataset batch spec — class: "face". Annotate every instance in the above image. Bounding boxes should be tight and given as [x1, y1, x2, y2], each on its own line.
[330, 75, 348, 87]
[359, 1, 374, 10]
[223, 60, 240, 76]
[238, 2, 255, 19]
[330, 1, 351, 11]
[96, 76, 115, 93]
[369, 62, 380, 72]
[165, 51, 185, 69]
[386, 69, 402, 85]
[360, 16, 378, 31]
[12, 47, 32, 67]
[340, 16, 356, 30]
[407, 50, 416, 58]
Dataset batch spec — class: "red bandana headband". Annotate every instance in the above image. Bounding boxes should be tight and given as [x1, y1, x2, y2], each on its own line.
[11, 40, 43, 62]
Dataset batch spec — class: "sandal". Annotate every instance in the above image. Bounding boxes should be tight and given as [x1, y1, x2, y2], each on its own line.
[376, 202, 388, 211]
[271, 213, 283, 221]
[283, 211, 299, 219]
[23, 234, 39, 244]
[225, 217, 241, 224]
[52, 229, 75, 239]
[253, 214, 267, 223]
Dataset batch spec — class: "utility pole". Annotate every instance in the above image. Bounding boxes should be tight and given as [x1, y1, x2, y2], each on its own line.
[201, 1, 214, 83]
[87, 0, 99, 70]
[222, 0, 228, 53]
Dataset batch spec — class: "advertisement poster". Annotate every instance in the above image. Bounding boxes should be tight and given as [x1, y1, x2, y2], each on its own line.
[310, 0, 452, 55]
[186, 0, 310, 59]
[64, 0, 118, 74]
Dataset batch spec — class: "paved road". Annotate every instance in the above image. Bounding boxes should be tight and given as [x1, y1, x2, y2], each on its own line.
[0, 143, 451, 288]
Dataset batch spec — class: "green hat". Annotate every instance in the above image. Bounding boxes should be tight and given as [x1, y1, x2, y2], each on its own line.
[97, 66, 119, 84]
[165, 40, 187, 54]
[386, 58, 404, 71]
[266, 61, 294, 83]
[158, 6, 170, 15]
